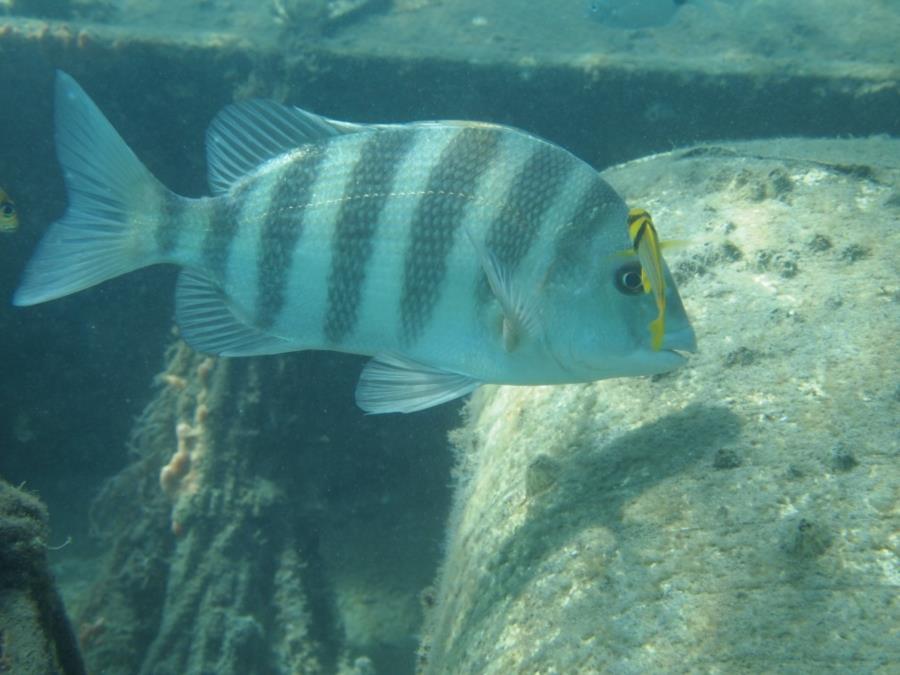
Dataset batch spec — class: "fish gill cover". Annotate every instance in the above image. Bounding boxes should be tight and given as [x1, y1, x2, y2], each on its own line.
[0, 1, 898, 674]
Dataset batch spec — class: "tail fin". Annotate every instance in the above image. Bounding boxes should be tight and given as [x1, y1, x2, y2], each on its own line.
[14, 72, 168, 306]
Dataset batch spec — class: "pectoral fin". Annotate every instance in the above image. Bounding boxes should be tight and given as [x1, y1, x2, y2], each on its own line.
[463, 225, 538, 352]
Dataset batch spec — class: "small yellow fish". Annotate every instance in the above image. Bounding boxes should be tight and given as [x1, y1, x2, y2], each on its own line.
[627, 207, 666, 351]
[0, 188, 18, 233]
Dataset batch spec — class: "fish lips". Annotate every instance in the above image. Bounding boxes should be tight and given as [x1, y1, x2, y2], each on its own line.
[565, 324, 697, 379]
[660, 325, 698, 363]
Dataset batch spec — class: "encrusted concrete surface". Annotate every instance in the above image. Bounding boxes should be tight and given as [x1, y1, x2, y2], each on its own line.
[68, 344, 454, 675]
[0, 480, 85, 675]
[1, 3, 898, 673]
[419, 138, 899, 674]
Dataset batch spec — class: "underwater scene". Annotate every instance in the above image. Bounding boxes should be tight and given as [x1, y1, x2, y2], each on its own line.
[0, 0, 898, 673]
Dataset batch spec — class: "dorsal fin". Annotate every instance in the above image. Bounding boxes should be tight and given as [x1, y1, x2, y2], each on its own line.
[205, 100, 366, 194]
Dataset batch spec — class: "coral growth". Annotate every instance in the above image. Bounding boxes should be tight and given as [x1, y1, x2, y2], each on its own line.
[158, 356, 216, 535]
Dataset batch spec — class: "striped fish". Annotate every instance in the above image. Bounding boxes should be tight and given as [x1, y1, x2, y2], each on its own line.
[14, 72, 696, 413]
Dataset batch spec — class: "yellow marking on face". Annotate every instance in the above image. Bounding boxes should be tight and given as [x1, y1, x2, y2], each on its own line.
[627, 207, 666, 350]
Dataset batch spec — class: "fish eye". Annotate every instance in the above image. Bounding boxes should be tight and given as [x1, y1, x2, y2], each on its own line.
[1, 203, 13, 216]
[614, 262, 644, 295]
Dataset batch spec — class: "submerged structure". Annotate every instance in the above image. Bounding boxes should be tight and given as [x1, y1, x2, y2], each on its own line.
[0, 480, 85, 675]
[76, 344, 452, 673]
[0, 1, 897, 673]
[62, 137, 900, 674]
[419, 138, 900, 672]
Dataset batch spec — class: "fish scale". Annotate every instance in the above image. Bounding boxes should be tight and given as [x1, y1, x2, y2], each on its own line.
[14, 72, 696, 414]
[156, 192, 186, 254]
[346, 126, 459, 352]
[401, 126, 503, 345]
[255, 146, 326, 330]
[552, 179, 624, 279]
[325, 128, 417, 344]
[202, 189, 241, 283]
[478, 141, 576, 303]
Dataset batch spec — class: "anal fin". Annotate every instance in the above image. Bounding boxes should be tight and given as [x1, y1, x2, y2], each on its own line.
[175, 269, 300, 356]
[355, 354, 481, 414]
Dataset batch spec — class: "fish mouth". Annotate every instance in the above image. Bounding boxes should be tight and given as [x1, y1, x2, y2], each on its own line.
[661, 326, 697, 358]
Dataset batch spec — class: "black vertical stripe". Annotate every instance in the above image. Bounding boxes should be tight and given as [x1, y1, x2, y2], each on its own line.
[632, 220, 649, 251]
[401, 126, 503, 344]
[323, 129, 417, 344]
[477, 142, 576, 303]
[202, 186, 245, 282]
[156, 191, 186, 255]
[255, 146, 327, 330]
[552, 176, 624, 271]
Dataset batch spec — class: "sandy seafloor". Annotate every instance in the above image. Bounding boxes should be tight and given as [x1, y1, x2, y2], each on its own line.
[0, 0, 897, 674]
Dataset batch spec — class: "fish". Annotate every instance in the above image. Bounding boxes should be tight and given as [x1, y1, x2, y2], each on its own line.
[14, 72, 696, 414]
[0, 187, 18, 233]
[626, 207, 667, 351]
[586, 0, 705, 29]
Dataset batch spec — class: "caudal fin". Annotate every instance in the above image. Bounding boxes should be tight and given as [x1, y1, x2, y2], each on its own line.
[14, 72, 168, 306]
